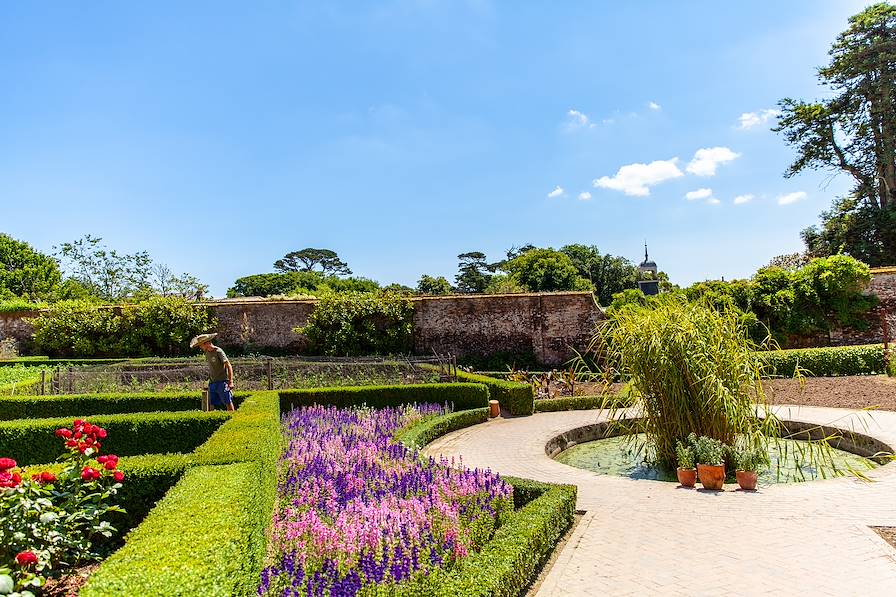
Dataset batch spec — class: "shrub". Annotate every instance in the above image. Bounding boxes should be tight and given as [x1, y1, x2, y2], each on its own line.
[0, 366, 43, 395]
[889, 349, 896, 377]
[277, 383, 489, 414]
[534, 392, 633, 413]
[297, 291, 414, 355]
[675, 440, 695, 469]
[81, 462, 272, 597]
[758, 344, 886, 377]
[396, 408, 489, 450]
[30, 297, 215, 358]
[450, 370, 535, 416]
[0, 391, 215, 420]
[693, 435, 725, 466]
[0, 411, 229, 466]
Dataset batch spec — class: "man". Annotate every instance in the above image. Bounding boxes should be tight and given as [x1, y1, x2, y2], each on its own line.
[189, 333, 235, 411]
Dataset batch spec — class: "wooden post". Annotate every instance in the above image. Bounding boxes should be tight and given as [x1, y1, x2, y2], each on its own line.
[40, 369, 46, 396]
[267, 359, 273, 390]
[201, 388, 209, 412]
[54, 366, 60, 395]
[67, 366, 73, 394]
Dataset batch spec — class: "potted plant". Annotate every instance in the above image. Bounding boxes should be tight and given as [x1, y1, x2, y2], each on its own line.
[675, 439, 697, 487]
[734, 446, 762, 490]
[694, 435, 726, 490]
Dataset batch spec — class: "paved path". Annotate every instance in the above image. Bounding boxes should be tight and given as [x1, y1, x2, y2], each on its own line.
[424, 406, 896, 596]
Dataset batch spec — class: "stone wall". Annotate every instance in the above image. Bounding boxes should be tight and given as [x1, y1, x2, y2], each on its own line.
[830, 269, 896, 346]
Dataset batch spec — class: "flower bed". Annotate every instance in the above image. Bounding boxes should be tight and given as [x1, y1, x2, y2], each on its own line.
[259, 404, 514, 596]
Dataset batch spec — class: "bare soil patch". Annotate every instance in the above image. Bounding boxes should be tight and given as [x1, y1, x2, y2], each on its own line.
[42, 563, 100, 597]
[872, 526, 896, 550]
[765, 375, 896, 411]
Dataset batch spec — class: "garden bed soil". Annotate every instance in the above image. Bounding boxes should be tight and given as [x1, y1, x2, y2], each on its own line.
[42, 563, 100, 597]
[764, 375, 896, 411]
[872, 526, 896, 551]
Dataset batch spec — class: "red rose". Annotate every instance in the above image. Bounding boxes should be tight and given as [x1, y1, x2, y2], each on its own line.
[81, 466, 100, 481]
[55, 428, 73, 439]
[95, 428, 107, 439]
[0, 471, 21, 488]
[113, 470, 125, 482]
[103, 460, 116, 471]
[65, 439, 78, 448]
[97, 455, 108, 464]
[94, 441, 101, 450]
[0, 457, 17, 471]
[15, 551, 38, 567]
[74, 431, 82, 439]
[40, 471, 57, 484]
[73, 419, 85, 428]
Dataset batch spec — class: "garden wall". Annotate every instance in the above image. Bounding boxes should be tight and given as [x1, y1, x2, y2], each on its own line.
[830, 268, 896, 346]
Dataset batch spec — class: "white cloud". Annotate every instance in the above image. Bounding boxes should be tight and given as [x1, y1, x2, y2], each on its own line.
[686, 147, 740, 176]
[777, 191, 807, 205]
[738, 108, 781, 130]
[648, 101, 661, 111]
[707, 197, 721, 205]
[577, 191, 592, 201]
[685, 188, 713, 201]
[593, 158, 683, 197]
[566, 109, 595, 129]
[733, 194, 754, 205]
[547, 186, 564, 199]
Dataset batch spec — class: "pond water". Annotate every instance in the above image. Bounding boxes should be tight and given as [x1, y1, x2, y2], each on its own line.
[554, 434, 879, 484]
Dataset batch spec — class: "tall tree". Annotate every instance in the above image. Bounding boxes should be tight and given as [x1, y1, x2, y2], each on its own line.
[274, 248, 352, 276]
[776, 3, 896, 265]
[416, 274, 453, 295]
[55, 235, 152, 300]
[502, 248, 592, 293]
[455, 252, 494, 293]
[0, 234, 61, 300]
[560, 244, 639, 305]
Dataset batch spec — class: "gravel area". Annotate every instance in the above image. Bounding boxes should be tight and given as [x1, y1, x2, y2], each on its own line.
[765, 375, 896, 411]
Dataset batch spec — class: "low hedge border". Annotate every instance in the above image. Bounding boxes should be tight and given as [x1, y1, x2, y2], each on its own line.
[0, 391, 250, 420]
[534, 391, 634, 413]
[81, 462, 271, 597]
[448, 369, 535, 416]
[0, 410, 230, 466]
[0, 374, 42, 396]
[758, 344, 886, 377]
[396, 407, 489, 450]
[277, 383, 490, 414]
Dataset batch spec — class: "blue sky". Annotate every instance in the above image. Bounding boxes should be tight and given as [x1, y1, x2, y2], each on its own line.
[0, 1, 873, 296]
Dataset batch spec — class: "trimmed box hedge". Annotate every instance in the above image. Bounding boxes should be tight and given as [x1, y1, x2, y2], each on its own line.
[534, 391, 634, 413]
[277, 383, 489, 414]
[0, 410, 229, 466]
[396, 407, 490, 450]
[449, 370, 535, 416]
[81, 462, 272, 597]
[0, 391, 250, 420]
[758, 344, 886, 377]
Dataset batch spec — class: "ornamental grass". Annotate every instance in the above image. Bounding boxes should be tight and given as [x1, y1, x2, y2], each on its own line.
[259, 404, 512, 596]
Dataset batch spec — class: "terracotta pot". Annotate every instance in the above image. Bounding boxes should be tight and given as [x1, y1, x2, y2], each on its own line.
[489, 400, 500, 418]
[697, 463, 725, 490]
[676, 467, 697, 488]
[736, 470, 758, 491]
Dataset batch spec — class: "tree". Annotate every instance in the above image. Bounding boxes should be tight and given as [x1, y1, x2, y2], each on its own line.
[416, 275, 453, 295]
[766, 252, 811, 270]
[0, 234, 61, 299]
[775, 3, 896, 265]
[455, 252, 494, 293]
[274, 248, 352, 276]
[502, 248, 592, 293]
[560, 244, 639, 305]
[55, 235, 152, 301]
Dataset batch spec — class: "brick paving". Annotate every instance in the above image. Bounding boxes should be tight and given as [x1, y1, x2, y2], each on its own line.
[424, 406, 896, 596]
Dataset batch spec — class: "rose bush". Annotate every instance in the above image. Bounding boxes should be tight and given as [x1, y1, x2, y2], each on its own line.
[0, 420, 125, 596]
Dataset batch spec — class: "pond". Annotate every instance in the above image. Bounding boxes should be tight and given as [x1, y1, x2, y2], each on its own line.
[555, 434, 879, 484]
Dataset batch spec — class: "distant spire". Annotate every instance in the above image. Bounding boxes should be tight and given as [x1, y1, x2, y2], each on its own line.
[644, 241, 649, 262]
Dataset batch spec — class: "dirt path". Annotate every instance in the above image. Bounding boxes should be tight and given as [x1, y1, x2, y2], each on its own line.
[765, 375, 896, 411]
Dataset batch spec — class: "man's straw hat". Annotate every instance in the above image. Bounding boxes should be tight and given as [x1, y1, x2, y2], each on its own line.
[189, 333, 218, 348]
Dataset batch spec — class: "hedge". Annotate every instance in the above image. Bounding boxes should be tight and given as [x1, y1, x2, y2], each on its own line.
[0, 391, 250, 420]
[396, 407, 489, 450]
[534, 392, 634, 413]
[0, 410, 229, 466]
[81, 462, 272, 597]
[757, 344, 886, 377]
[889, 350, 895, 377]
[0, 357, 127, 367]
[277, 383, 489, 414]
[446, 369, 535, 416]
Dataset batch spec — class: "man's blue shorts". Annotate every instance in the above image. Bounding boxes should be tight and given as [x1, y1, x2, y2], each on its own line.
[208, 380, 234, 410]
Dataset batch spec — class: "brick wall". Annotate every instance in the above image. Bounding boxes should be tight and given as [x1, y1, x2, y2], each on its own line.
[830, 270, 896, 346]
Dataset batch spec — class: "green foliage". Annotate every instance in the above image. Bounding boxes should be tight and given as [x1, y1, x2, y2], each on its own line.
[483, 274, 527, 294]
[0, 391, 246, 420]
[277, 383, 489, 414]
[592, 300, 776, 467]
[0, 234, 62, 301]
[0, 299, 46, 314]
[534, 392, 633, 413]
[298, 291, 414, 355]
[607, 287, 650, 312]
[776, 4, 896, 264]
[455, 252, 494, 294]
[502, 248, 592, 293]
[449, 370, 535, 416]
[757, 344, 886, 377]
[675, 440, 695, 469]
[80, 462, 272, 597]
[273, 248, 352, 276]
[457, 351, 540, 372]
[55, 235, 153, 301]
[227, 271, 380, 298]
[692, 435, 725, 466]
[395, 408, 489, 450]
[30, 297, 215, 357]
[0, 411, 229, 466]
[0, 367, 43, 396]
[560, 244, 640, 305]
[192, 392, 281, 468]
[733, 445, 765, 472]
[416, 275, 453, 295]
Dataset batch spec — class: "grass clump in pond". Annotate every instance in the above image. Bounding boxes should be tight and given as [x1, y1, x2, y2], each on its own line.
[556, 434, 878, 484]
